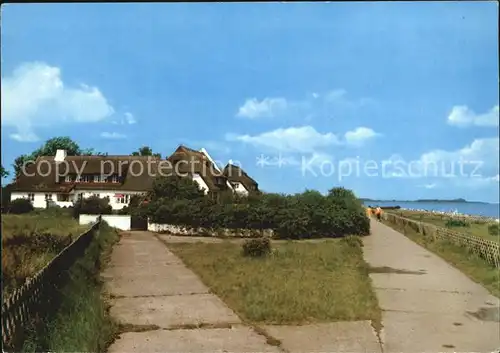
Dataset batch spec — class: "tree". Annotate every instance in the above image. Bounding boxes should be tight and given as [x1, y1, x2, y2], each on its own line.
[1, 165, 9, 178]
[149, 175, 205, 201]
[131, 146, 161, 158]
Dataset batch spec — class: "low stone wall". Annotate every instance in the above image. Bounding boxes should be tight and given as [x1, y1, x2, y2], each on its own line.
[148, 222, 274, 238]
[80, 214, 131, 230]
[384, 212, 500, 268]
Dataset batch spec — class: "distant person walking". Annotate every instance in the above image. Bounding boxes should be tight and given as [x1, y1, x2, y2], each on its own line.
[375, 207, 383, 221]
[366, 207, 372, 218]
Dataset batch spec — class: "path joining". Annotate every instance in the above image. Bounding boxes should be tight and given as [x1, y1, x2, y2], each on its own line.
[103, 231, 280, 353]
[103, 232, 381, 353]
[364, 218, 500, 353]
[103, 226, 499, 353]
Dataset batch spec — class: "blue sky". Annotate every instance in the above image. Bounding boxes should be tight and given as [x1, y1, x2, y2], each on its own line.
[1, 2, 499, 202]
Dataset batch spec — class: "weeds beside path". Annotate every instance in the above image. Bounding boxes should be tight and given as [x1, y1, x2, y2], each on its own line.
[2, 210, 88, 294]
[395, 210, 499, 242]
[21, 222, 120, 352]
[167, 237, 381, 329]
[381, 218, 500, 297]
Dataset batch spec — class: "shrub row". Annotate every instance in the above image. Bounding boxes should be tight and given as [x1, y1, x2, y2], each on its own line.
[141, 176, 370, 239]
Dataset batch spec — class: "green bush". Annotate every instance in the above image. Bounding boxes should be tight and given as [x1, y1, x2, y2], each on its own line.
[242, 238, 271, 257]
[445, 219, 470, 228]
[73, 196, 112, 217]
[144, 176, 370, 239]
[8, 198, 34, 214]
[488, 224, 499, 236]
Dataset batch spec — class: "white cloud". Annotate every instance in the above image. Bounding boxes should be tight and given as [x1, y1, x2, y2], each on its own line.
[226, 126, 340, 153]
[10, 132, 39, 143]
[385, 137, 499, 182]
[420, 137, 499, 167]
[124, 112, 136, 124]
[111, 112, 137, 125]
[235, 89, 376, 120]
[100, 132, 127, 139]
[418, 183, 438, 189]
[1, 62, 115, 142]
[236, 98, 288, 119]
[447, 105, 499, 127]
[344, 127, 380, 146]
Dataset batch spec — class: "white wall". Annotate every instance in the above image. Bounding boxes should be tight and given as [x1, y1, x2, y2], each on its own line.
[192, 174, 210, 194]
[231, 182, 249, 196]
[148, 221, 274, 238]
[79, 214, 99, 225]
[11, 192, 48, 208]
[80, 214, 131, 230]
[11, 190, 143, 210]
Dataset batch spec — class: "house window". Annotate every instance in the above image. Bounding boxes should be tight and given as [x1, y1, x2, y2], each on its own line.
[27, 193, 34, 201]
[57, 194, 70, 202]
[92, 193, 100, 198]
[45, 193, 52, 201]
[215, 177, 225, 185]
[65, 175, 73, 183]
[116, 194, 130, 204]
[77, 193, 83, 201]
[77, 175, 90, 183]
[94, 175, 100, 183]
[111, 175, 119, 183]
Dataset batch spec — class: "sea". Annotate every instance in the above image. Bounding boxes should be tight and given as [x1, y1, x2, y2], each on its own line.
[362, 201, 500, 219]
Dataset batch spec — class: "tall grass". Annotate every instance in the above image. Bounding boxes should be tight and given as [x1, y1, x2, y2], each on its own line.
[167, 237, 381, 329]
[21, 222, 119, 352]
[2, 210, 88, 295]
[382, 219, 500, 297]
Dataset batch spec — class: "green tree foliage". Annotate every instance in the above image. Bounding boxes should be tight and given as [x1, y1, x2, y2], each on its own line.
[149, 175, 205, 201]
[73, 196, 112, 217]
[1, 165, 9, 178]
[8, 198, 34, 214]
[143, 176, 370, 238]
[131, 146, 161, 158]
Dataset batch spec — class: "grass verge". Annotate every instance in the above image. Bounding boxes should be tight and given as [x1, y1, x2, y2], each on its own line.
[395, 210, 498, 242]
[2, 210, 88, 294]
[381, 218, 500, 297]
[166, 237, 381, 328]
[21, 222, 120, 352]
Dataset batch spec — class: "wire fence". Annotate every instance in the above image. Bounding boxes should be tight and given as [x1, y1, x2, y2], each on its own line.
[1, 217, 101, 350]
[384, 212, 499, 268]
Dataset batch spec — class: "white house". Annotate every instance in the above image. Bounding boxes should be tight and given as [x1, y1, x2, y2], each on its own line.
[10, 151, 155, 210]
[10, 145, 260, 210]
[223, 161, 259, 196]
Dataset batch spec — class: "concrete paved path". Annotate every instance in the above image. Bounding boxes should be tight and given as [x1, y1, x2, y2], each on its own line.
[103, 231, 280, 353]
[364, 219, 500, 353]
[103, 232, 382, 353]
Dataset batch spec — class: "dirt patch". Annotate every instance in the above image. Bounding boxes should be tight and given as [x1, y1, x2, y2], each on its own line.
[466, 307, 500, 322]
[252, 326, 283, 347]
[368, 266, 426, 275]
[118, 323, 161, 333]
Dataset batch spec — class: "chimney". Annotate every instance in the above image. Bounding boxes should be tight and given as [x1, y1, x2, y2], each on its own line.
[54, 149, 67, 162]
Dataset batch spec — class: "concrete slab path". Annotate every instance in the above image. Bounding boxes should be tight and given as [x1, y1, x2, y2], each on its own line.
[103, 231, 381, 353]
[364, 218, 500, 353]
[103, 231, 280, 353]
